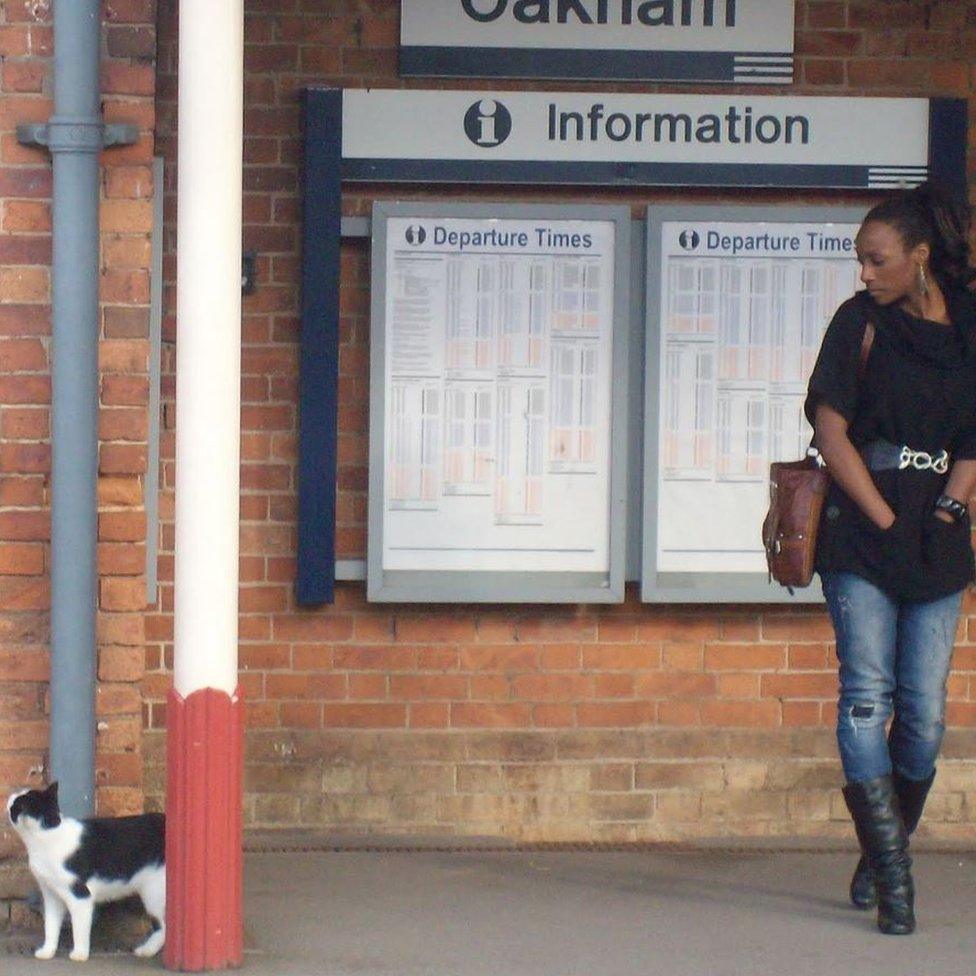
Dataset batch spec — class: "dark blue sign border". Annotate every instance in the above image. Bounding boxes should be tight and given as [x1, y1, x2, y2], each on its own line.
[298, 89, 342, 605]
[342, 159, 916, 189]
[297, 91, 966, 604]
[399, 47, 793, 83]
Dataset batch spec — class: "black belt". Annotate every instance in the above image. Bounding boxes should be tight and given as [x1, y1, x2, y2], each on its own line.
[860, 438, 949, 473]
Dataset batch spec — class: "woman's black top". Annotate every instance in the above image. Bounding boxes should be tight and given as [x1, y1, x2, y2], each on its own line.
[804, 286, 976, 602]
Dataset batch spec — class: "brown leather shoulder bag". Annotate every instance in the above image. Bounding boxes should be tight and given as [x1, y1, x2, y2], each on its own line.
[762, 316, 875, 591]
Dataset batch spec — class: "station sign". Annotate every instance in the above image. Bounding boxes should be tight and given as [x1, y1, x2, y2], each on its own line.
[400, 0, 795, 83]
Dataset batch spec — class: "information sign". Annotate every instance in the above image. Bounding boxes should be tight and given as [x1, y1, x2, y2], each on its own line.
[341, 90, 961, 192]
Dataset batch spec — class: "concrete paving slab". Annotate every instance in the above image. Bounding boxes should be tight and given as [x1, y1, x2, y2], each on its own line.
[3, 848, 974, 976]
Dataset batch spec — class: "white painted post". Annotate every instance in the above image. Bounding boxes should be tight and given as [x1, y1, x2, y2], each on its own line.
[165, 0, 244, 969]
[173, 1, 242, 699]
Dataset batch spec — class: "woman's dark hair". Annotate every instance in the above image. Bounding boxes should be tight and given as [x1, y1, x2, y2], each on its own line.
[863, 181, 975, 286]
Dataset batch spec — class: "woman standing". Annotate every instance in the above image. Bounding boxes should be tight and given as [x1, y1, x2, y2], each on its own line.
[805, 182, 976, 935]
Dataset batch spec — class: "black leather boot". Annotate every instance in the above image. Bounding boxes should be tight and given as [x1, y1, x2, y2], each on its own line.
[848, 769, 935, 910]
[849, 854, 875, 910]
[843, 775, 915, 934]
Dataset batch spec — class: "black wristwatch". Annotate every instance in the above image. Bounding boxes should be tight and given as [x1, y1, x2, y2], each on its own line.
[934, 494, 968, 522]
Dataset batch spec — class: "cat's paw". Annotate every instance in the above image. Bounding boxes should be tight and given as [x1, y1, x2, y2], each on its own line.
[68, 948, 89, 962]
[34, 946, 57, 960]
[134, 930, 165, 958]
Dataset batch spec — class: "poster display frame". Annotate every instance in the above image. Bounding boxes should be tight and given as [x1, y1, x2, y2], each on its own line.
[641, 203, 867, 604]
[368, 201, 631, 603]
[297, 87, 966, 606]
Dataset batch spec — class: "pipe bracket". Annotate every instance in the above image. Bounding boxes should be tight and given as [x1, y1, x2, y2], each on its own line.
[103, 123, 140, 148]
[17, 119, 139, 151]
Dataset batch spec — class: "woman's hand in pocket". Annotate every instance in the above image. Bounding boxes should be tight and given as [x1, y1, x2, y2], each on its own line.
[922, 511, 973, 566]
[859, 516, 915, 576]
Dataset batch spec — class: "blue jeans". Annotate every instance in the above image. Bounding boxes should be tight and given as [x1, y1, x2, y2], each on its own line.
[821, 571, 963, 784]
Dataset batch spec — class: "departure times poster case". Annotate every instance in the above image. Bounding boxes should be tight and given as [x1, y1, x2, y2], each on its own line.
[368, 202, 631, 603]
[642, 205, 864, 603]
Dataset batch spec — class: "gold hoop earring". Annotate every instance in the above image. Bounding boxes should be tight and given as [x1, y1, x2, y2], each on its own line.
[917, 263, 929, 296]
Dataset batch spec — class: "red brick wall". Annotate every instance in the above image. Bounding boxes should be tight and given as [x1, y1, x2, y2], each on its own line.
[144, 0, 976, 842]
[28, 0, 976, 936]
[143, 0, 976, 841]
[0, 0, 157, 927]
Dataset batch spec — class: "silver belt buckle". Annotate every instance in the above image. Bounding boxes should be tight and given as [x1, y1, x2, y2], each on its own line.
[897, 446, 949, 473]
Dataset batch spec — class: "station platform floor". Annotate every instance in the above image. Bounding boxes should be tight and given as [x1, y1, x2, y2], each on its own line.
[3, 836, 974, 976]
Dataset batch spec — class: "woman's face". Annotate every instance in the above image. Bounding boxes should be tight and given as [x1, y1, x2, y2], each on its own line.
[855, 219, 929, 306]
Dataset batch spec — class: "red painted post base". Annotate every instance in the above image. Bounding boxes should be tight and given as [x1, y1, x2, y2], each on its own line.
[164, 686, 244, 971]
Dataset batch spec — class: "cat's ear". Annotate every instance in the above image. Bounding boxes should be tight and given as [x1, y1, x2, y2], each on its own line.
[39, 782, 61, 828]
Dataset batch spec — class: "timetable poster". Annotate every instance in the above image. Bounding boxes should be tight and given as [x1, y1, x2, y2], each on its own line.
[382, 216, 616, 573]
[656, 220, 860, 573]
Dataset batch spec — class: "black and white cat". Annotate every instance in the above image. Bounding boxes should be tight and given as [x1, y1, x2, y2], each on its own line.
[6, 782, 166, 962]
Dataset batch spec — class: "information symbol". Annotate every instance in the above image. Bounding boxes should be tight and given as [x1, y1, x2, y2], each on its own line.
[405, 225, 426, 245]
[463, 99, 512, 147]
[679, 230, 700, 251]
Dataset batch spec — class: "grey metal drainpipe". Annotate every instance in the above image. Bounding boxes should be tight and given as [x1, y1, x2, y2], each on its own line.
[18, 2, 135, 818]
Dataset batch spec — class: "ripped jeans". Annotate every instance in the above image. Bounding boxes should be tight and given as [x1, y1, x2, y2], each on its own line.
[821, 571, 963, 784]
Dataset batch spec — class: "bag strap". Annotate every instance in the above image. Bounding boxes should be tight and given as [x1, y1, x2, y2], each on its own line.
[858, 311, 876, 379]
[761, 474, 781, 584]
[807, 308, 875, 459]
